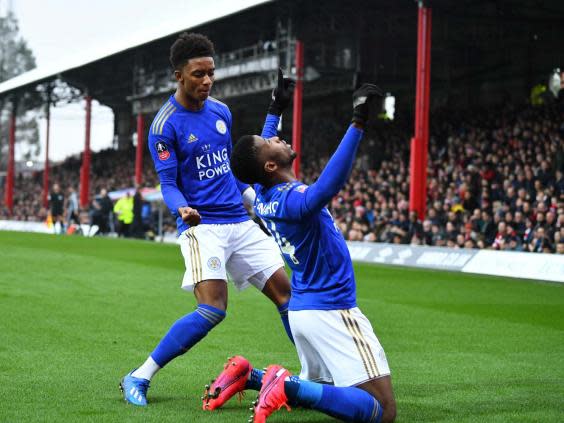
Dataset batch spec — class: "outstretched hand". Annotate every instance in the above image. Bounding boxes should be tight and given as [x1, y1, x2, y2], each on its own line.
[268, 68, 296, 116]
[351, 83, 385, 126]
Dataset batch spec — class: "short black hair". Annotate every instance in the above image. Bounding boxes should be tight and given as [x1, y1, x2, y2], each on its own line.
[231, 135, 265, 185]
[169, 32, 215, 70]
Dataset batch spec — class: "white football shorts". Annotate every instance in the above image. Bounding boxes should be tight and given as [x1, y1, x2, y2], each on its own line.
[178, 220, 284, 291]
[289, 307, 390, 387]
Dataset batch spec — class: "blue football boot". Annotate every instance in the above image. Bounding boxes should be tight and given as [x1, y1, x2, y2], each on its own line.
[119, 370, 150, 406]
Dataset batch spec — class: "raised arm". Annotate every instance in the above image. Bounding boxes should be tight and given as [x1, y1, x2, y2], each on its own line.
[261, 68, 294, 138]
[284, 83, 385, 220]
[281, 124, 362, 220]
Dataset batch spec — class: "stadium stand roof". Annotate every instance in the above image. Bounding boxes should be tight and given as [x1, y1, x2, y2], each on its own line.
[0, 0, 271, 97]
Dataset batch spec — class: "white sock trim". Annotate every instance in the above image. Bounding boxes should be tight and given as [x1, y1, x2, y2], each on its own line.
[131, 356, 161, 380]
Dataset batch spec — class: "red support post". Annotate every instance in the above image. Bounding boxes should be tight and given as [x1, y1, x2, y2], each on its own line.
[292, 40, 304, 179]
[420, 8, 432, 215]
[79, 95, 92, 208]
[409, 3, 432, 220]
[4, 107, 16, 214]
[42, 100, 51, 208]
[135, 113, 144, 186]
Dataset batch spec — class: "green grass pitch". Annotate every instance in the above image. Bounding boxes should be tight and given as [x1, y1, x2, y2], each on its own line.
[1, 231, 563, 422]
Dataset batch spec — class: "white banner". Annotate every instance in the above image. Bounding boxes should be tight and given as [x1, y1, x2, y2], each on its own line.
[462, 250, 564, 283]
[0, 220, 51, 233]
[347, 241, 563, 283]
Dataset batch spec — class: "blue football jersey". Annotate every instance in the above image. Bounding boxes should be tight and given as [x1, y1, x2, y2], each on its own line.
[255, 181, 357, 311]
[148, 95, 249, 233]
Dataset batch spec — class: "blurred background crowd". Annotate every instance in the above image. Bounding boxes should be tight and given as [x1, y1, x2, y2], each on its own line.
[1, 100, 563, 253]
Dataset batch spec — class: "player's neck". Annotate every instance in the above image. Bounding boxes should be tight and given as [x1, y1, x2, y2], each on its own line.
[174, 89, 204, 111]
[268, 169, 297, 187]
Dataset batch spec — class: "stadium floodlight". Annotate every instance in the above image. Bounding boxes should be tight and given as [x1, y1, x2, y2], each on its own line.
[378, 94, 395, 121]
[384, 94, 395, 120]
[548, 68, 561, 98]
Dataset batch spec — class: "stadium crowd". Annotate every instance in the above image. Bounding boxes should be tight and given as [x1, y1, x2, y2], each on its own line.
[0, 101, 562, 253]
[311, 102, 564, 254]
[0, 146, 170, 238]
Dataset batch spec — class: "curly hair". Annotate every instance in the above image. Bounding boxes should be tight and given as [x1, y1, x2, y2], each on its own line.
[169, 32, 215, 70]
[231, 135, 266, 185]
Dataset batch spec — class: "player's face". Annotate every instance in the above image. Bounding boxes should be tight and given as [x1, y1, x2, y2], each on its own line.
[256, 135, 297, 170]
[175, 57, 215, 105]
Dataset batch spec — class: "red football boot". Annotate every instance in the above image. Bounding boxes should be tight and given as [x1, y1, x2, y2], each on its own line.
[251, 365, 292, 423]
[202, 355, 251, 410]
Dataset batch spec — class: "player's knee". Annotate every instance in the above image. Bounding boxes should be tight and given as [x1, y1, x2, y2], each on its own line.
[194, 280, 228, 310]
[275, 291, 291, 306]
[200, 299, 227, 312]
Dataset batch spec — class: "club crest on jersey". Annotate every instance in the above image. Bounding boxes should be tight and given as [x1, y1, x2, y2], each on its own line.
[207, 257, 222, 271]
[216, 119, 227, 134]
[296, 184, 308, 193]
[187, 133, 199, 143]
[155, 141, 170, 161]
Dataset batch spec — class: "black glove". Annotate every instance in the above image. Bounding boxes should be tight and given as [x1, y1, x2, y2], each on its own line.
[267, 68, 296, 116]
[351, 83, 384, 125]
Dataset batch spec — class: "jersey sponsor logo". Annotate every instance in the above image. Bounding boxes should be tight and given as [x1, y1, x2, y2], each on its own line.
[196, 147, 230, 181]
[216, 119, 227, 134]
[256, 201, 279, 216]
[188, 133, 199, 143]
[207, 256, 222, 271]
[155, 141, 170, 160]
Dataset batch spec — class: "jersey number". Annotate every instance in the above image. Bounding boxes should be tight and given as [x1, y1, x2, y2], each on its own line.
[268, 221, 300, 265]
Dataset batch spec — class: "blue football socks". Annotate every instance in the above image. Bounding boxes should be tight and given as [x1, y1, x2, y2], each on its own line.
[284, 376, 383, 422]
[150, 304, 225, 367]
[277, 300, 294, 344]
[284, 375, 323, 406]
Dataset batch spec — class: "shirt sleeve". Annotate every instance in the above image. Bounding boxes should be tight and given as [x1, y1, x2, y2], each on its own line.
[261, 114, 281, 138]
[283, 125, 364, 220]
[148, 122, 187, 216]
[148, 121, 178, 172]
[224, 105, 234, 153]
[158, 166, 188, 217]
